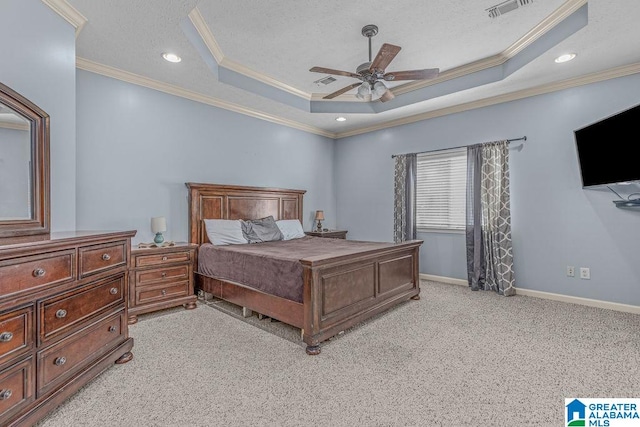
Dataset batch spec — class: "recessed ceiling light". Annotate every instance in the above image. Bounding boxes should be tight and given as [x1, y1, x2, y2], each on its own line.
[335, 117, 346, 122]
[162, 53, 182, 63]
[554, 53, 576, 63]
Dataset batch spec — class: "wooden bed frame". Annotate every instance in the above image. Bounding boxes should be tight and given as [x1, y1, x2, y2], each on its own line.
[186, 182, 423, 355]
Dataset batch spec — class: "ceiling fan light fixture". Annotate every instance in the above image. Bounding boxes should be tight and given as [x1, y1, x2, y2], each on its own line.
[356, 82, 371, 99]
[373, 81, 387, 97]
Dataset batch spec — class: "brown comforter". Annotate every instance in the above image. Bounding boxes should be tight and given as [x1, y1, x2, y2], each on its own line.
[198, 236, 392, 302]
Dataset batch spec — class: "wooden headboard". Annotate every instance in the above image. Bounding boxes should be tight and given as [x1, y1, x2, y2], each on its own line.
[186, 183, 306, 245]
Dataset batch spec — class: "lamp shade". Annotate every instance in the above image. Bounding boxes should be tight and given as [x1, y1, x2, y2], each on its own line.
[373, 81, 387, 97]
[314, 210, 325, 221]
[151, 216, 167, 233]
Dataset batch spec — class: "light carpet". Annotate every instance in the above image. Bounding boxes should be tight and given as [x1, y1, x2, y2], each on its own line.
[36, 281, 640, 426]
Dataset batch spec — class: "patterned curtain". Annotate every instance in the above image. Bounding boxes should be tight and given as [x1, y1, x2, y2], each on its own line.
[466, 141, 516, 296]
[393, 154, 417, 243]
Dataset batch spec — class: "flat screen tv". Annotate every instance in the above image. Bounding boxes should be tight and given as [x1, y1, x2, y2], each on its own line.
[574, 103, 640, 187]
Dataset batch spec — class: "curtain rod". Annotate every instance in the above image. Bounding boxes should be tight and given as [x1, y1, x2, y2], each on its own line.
[391, 136, 527, 158]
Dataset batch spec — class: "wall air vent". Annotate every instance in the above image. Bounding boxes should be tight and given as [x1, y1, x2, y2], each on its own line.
[314, 76, 337, 86]
[486, 0, 533, 18]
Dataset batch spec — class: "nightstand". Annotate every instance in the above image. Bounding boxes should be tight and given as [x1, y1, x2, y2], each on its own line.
[305, 230, 348, 239]
[128, 242, 198, 324]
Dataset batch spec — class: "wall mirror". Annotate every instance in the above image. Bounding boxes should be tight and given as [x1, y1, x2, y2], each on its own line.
[0, 82, 50, 241]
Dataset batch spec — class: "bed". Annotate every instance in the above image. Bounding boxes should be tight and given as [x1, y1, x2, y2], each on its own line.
[186, 182, 423, 354]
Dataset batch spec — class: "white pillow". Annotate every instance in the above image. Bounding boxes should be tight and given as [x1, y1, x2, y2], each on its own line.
[204, 219, 248, 245]
[276, 219, 306, 240]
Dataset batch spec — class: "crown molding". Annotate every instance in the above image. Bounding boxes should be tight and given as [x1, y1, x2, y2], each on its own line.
[394, 0, 588, 97]
[41, 0, 87, 37]
[75, 56, 640, 141]
[335, 62, 640, 139]
[188, 7, 311, 101]
[505, 0, 587, 58]
[75, 57, 336, 139]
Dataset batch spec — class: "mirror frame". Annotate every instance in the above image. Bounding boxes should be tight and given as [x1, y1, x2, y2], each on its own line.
[0, 82, 50, 241]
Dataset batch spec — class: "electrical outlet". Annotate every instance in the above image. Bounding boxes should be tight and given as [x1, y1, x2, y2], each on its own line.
[566, 266, 575, 277]
[580, 267, 591, 279]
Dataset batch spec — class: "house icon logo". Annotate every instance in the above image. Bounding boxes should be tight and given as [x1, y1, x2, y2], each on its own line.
[566, 399, 586, 426]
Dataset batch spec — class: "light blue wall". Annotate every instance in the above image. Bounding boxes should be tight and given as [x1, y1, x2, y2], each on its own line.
[335, 74, 640, 305]
[75, 70, 336, 244]
[0, 0, 77, 231]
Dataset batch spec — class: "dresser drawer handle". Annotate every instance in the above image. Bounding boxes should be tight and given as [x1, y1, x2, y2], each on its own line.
[162, 256, 168, 261]
[55, 309, 67, 319]
[102, 253, 111, 261]
[161, 290, 167, 296]
[0, 332, 13, 342]
[54, 356, 66, 366]
[33, 267, 46, 277]
[0, 389, 12, 400]
[161, 272, 167, 278]
[108, 325, 117, 333]
[109, 287, 118, 295]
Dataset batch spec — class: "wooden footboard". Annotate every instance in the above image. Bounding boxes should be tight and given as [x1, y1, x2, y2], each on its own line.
[196, 239, 422, 354]
[300, 239, 422, 354]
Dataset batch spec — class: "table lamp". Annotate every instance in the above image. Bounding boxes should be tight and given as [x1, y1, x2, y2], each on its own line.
[314, 210, 324, 232]
[151, 216, 166, 244]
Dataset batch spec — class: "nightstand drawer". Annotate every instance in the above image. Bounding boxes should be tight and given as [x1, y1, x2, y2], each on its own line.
[134, 250, 191, 268]
[0, 250, 74, 296]
[37, 311, 125, 396]
[40, 275, 125, 343]
[136, 281, 190, 305]
[136, 265, 189, 286]
[79, 241, 127, 278]
[0, 306, 34, 367]
[0, 358, 34, 424]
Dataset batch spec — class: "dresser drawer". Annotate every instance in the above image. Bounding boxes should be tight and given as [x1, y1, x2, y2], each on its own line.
[134, 250, 191, 268]
[79, 241, 127, 278]
[0, 306, 34, 367]
[0, 358, 34, 425]
[37, 311, 125, 396]
[136, 281, 190, 305]
[40, 275, 125, 343]
[0, 250, 74, 296]
[136, 265, 189, 286]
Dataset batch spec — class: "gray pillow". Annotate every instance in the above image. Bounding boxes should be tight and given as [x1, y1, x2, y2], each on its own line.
[241, 216, 283, 243]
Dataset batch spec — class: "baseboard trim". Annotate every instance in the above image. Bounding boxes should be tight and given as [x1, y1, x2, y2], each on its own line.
[419, 273, 640, 315]
[420, 274, 468, 287]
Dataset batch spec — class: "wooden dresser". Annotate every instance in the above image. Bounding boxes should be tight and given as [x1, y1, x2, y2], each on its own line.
[0, 230, 136, 427]
[128, 243, 197, 324]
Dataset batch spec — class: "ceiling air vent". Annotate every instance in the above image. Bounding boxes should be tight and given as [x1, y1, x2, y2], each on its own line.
[314, 76, 337, 86]
[486, 0, 532, 18]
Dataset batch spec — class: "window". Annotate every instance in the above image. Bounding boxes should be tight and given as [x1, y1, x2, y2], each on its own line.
[416, 148, 467, 232]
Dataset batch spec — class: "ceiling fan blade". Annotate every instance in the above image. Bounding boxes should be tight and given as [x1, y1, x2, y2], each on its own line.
[310, 66, 361, 79]
[379, 89, 395, 102]
[383, 68, 440, 81]
[323, 82, 362, 99]
[369, 43, 401, 72]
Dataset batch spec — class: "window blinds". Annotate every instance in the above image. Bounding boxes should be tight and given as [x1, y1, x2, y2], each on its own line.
[416, 148, 467, 231]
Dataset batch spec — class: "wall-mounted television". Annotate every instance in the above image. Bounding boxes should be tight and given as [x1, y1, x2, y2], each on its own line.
[574, 103, 640, 188]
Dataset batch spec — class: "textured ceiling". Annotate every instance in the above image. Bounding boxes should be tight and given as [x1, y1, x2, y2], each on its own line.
[64, 0, 640, 137]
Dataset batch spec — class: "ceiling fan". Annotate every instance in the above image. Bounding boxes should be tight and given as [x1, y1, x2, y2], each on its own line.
[310, 24, 439, 102]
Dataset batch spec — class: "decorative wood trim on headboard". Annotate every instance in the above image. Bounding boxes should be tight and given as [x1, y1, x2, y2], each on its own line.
[185, 183, 306, 245]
